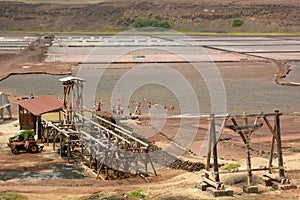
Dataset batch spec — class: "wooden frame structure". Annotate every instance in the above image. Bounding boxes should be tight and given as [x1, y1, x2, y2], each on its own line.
[40, 76, 156, 179]
[59, 76, 84, 127]
[199, 110, 295, 195]
[18, 96, 63, 139]
[75, 111, 156, 179]
[41, 111, 157, 179]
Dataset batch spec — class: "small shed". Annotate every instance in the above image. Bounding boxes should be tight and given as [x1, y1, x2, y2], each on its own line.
[0, 92, 11, 123]
[18, 96, 63, 139]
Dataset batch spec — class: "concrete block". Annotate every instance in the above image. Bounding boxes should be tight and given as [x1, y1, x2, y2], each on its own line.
[243, 185, 259, 193]
[206, 187, 233, 197]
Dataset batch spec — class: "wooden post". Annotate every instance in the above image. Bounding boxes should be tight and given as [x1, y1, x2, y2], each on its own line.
[244, 112, 253, 185]
[205, 116, 212, 172]
[45, 128, 49, 146]
[105, 150, 109, 179]
[145, 149, 157, 176]
[59, 134, 62, 157]
[268, 135, 275, 173]
[37, 115, 42, 140]
[81, 142, 84, 163]
[96, 161, 104, 180]
[89, 155, 93, 168]
[243, 112, 248, 126]
[211, 114, 220, 182]
[275, 110, 285, 177]
[144, 152, 148, 177]
[67, 140, 70, 163]
[59, 111, 61, 125]
[263, 116, 278, 140]
[231, 117, 247, 144]
[245, 136, 252, 186]
[53, 130, 56, 150]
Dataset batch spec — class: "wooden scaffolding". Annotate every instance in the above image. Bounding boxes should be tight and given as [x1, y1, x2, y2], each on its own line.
[41, 76, 156, 179]
[197, 110, 296, 196]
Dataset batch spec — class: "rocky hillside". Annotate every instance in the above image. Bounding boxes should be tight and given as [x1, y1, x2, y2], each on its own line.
[0, 0, 299, 33]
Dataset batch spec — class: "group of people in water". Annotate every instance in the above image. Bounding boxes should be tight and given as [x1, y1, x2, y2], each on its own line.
[95, 98, 175, 116]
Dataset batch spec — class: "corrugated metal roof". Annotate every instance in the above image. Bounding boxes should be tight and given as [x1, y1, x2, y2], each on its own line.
[59, 76, 85, 82]
[18, 96, 63, 116]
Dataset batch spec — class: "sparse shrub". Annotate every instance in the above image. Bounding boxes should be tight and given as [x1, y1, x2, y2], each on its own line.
[154, 14, 161, 20]
[133, 16, 172, 29]
[271, 169, 279, 173]
[224, 163, 241, 170]
[292, 148, 300, 152]
[0, 192, 28, 200]
[232, 19, 244, 27]
[127, 189, 149, 199]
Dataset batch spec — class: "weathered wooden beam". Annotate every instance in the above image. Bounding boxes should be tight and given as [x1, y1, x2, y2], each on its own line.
[211, 114, 220, 183]
[253, 113, 262, 126]
[263, 116, 278, 140]
[269, 135, 275, 172]
[231, 123, 263, 132]
[275, 110, 285, 178]
[230, 117, 247, 144]
[204, 169, 216, 178]
[205, 120, 212, 172]
[203, 177, 225, 190]
[225, 166, 283, 173]
[263, 172, 289, 184]
[245, 136, 253, 186]
[59, 134, 62, 157]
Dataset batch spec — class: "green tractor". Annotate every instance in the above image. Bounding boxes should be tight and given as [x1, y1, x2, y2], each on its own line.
[8, 129, 44, 155]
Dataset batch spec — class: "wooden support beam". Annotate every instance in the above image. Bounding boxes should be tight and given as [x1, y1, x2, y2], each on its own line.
[263, 172, 290, 184]
[96, 158, 105, 180]
[37, 115, 42, 140]
[203, 177, 225, 190]
[253, 113, 262, 126]
[59, 134, 62, 157]
[275, 110, 285, 178]
[105, 150, 109, 179]
[269, 135, 275, 172]
[204, 169, 215, 178]
[205, 120, 212, 172]
[211, 114, 220, 182]
[245, 135, 253, 186]
[231, 124, 262, 132]
[230, 117, 247, 144]
[147, 151, 157, 176]
[67, 141, 70, 163]
[263, 116, 278, 140]
[46, 128, 49, 146]
[81, 142, 84, 163]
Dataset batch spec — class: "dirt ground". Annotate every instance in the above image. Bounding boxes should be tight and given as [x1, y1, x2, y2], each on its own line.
[2, 89, 300, 200]
[0, 33, 299, 199]
[0, 112, 300, 200]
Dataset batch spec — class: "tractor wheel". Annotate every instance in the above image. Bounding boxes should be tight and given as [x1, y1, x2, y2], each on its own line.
[13, 149, 19, 155]
[29, 144, 39, 153]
